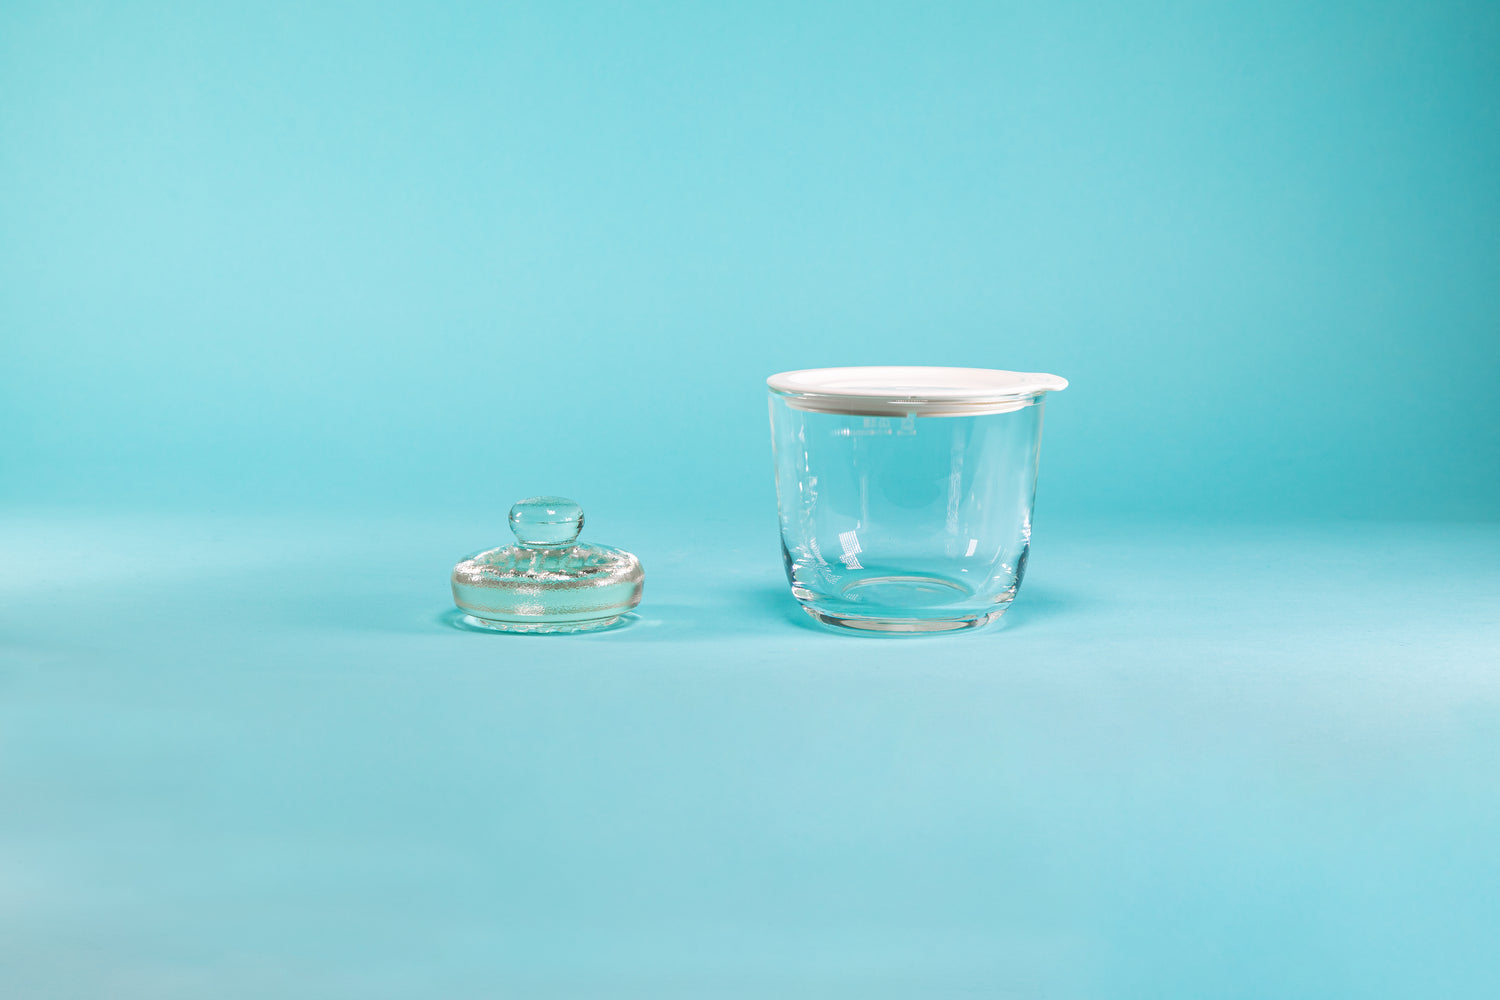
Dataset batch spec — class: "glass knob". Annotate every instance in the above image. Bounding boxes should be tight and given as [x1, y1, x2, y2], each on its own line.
[508, 496, 584, 548]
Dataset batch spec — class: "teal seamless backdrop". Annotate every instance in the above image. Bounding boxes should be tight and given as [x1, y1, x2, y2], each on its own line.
[2, 0, 1497, 520]
[4, 4, 1500, 1000]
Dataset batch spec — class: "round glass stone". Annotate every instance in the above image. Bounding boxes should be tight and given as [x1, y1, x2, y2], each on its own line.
[451, 497, 643, 633]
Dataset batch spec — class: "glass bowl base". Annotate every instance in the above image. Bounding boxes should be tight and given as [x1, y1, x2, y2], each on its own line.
[799, 604, 1007, 634]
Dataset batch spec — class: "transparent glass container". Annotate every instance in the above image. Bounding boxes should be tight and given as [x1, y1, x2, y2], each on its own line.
[768, 367, 1067, 634]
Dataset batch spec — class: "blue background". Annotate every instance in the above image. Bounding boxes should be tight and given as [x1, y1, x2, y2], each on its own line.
[3, 0, 1497, 519]
[2, 2, 1498, 997]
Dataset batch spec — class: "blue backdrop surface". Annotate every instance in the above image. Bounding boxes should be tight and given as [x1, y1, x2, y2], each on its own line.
[2, 2, 1498, 998]
[1, 0, 1497, 518]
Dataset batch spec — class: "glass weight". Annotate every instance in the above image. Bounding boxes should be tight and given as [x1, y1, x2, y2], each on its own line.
[450, 497, 644, 633]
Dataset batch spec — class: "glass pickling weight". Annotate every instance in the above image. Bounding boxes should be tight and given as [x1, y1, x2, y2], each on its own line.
[451, 496, 644, 633]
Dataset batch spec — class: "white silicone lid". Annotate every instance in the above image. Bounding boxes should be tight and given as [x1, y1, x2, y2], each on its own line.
[767, 366, 1068, 416]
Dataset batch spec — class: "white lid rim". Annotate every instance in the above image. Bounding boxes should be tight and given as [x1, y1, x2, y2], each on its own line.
[766, 366, 1069, 404]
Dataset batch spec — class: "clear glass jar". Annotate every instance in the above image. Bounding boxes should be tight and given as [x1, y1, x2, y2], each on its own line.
[768, 366, 1067, 634]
